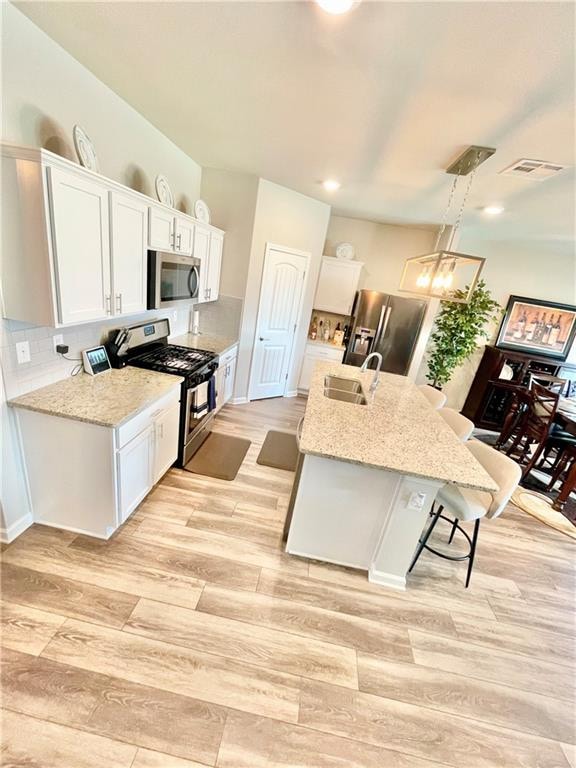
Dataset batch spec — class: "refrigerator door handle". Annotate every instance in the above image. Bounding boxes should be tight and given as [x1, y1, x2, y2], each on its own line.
[371, 306, 391, 351]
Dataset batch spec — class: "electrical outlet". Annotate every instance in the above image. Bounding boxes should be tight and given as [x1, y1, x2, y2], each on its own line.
[53, 334, 64, 352]
[407, 491, 427, 512]
[15, 341, 31, 364]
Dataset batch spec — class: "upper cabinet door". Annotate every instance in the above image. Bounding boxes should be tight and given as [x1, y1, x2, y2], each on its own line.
[110, 192, 148, 316]
[48, 167, 111, 325]
[193, 225, 211, 303]
[148, 206, 174, 251]
[174, 216, 194, 256]
[314, 258, 363, 316]
[206, 231, 223, 303]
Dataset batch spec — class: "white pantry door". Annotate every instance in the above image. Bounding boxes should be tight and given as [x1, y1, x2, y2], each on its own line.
[249, 245, 308, 400]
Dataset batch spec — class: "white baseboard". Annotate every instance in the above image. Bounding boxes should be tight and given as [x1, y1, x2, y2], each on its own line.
[0, 512, 33, 543]
[284, 390, 298, 398]
[368, 566, 406, 591]
[230, 396, 249, 405]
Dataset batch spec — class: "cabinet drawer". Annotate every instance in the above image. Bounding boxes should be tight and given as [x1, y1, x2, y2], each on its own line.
[219, 345, 238, 366]
[116, 387, 180, 449]
[305, 344, 345, 362]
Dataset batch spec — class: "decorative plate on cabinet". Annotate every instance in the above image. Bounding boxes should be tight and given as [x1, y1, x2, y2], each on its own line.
[72, 125, 99, 172]
[335, 242, 355, 260]
[194, 199, 211, 224]
[155, 175, 174, 207]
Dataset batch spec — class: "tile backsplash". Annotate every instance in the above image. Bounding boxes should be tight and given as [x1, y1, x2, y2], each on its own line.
[0, 294, 243, 399]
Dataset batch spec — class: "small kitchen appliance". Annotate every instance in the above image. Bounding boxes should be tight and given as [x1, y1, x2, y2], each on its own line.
[82, 345, 111, 376]
[108, 319, 218, 466]
[147, 251, 200, 309]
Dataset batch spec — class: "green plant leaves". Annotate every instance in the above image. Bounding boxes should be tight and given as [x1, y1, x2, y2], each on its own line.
[426, 280, 502, 388]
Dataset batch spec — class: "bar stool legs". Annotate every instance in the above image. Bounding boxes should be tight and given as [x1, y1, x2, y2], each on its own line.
[409, 506, 481, 589]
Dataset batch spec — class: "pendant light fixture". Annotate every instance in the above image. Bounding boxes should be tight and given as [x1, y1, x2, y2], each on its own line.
[399, 146, 496, 304]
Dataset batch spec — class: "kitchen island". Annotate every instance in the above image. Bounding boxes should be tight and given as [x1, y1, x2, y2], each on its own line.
[286, 361, 497, 590]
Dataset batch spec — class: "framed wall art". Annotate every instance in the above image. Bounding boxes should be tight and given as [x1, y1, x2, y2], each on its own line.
[496, 295, 576, 361]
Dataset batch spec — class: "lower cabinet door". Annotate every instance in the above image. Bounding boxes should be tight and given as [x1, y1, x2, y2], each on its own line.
[152, 403, 180, 483]
[223, 355, 236, 403]
[117, 426, 153, 524]
[215, 364, 226, 411]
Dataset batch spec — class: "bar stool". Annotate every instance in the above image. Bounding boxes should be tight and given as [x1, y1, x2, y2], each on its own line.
[408, 440, 521, 588]
[438, 408, 474, 442]
[418, 385, 447, 410]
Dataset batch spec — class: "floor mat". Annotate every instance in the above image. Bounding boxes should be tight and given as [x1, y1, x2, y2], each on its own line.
[257, 430, 299, 472]
[183, 432, 251, 481]
[511, 488, 576, 540]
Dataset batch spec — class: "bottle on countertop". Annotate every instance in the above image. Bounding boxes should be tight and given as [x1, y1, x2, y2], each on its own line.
[323, 320, 331, 342]
[309, 315, 318, 340]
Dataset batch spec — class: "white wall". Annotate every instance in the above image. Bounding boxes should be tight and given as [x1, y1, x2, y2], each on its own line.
[0, 5, 205, 539]
[2, 4, 202, 210]
[237, 180, 331, 401]
[325, 216, 437, 295]
[200, 168, 259, 299]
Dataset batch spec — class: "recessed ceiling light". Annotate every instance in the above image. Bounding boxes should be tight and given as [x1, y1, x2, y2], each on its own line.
[322, 179, 341, 192]
[483, 205, 504, 215]
[315, 0, 355, 15]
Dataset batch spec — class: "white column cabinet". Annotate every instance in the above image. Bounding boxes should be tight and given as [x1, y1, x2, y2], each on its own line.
[110, 192, 148, 316]
[194, 225, 211, 302]
[314, 257, 364, 316]
[48, 166, 112, 325]
[206, 231, 223, 302]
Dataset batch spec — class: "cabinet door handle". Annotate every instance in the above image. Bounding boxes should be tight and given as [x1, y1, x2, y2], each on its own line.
[208, 288, 211, 299]
[116, 294, 122, 313]
[259, 337, 270, 342]
[105, 295, 112, 315]
[177, 233, 182, 250]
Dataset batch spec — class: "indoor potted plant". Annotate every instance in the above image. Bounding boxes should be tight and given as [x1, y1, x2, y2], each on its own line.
[426, 280, 502, 389]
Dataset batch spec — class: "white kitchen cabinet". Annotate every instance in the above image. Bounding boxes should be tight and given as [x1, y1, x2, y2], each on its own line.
[152, 402, 180, 482]
[117, 425, 154, 523]
[314, 257, 363, 316]
[216, 345, 238, 410]
[298, 342, 345, 392]
[195, 226, 223, 303]
[48, 166, 112, 325]
[149, 205, 175, 251]
[110, 192, 148, 316]
[174, 216, 195, 256]
[14, 385, 181, 539]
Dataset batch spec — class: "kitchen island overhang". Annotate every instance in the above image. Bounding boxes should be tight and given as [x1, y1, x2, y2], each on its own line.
[286, 362, 497, 591]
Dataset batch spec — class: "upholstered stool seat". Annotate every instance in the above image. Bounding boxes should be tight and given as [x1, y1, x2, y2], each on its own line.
[418, 384, 447, 410]
[438, 408, 474, 442]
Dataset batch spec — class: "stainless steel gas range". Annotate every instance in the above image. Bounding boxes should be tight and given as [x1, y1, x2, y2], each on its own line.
[106, 319, 218, 467]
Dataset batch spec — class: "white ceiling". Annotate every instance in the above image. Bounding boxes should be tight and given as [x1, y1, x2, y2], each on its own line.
[14, 1, 576, 242]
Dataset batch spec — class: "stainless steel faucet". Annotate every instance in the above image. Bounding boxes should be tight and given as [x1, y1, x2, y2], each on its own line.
[360, 352, 383, 394]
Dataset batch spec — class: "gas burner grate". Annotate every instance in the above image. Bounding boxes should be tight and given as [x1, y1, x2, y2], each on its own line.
[132, 344, 216, 375]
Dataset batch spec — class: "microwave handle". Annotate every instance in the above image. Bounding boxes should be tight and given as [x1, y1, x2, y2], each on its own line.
[188, 265, 199, 298]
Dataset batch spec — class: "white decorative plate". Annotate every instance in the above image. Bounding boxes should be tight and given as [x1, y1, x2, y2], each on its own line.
[155, 175, 174, 207]
[336, 242, 355, 260]
[72, 125, 99, 172]
[194, 199, 211, 224]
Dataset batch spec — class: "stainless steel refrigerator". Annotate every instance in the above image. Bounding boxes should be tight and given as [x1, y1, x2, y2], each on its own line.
[343, 290, 428, 375]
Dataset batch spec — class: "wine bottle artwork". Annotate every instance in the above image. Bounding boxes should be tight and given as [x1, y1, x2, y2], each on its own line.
[497, 296, 576, 361]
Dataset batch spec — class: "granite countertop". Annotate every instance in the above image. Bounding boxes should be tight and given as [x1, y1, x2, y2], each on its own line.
[299, 361, 498, 492]
[9, 368, 183, 428]
[306, 338, 346, 351]
[171, 333, 238, 357]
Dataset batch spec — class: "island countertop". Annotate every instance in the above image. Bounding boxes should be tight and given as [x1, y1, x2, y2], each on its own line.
[299, 361, 498, 492]
[8, 368, 183, 428]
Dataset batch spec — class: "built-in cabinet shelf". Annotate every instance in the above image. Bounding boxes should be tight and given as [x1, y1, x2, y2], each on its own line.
[314, 257, 363, 316]
[1, 143, 225, 328]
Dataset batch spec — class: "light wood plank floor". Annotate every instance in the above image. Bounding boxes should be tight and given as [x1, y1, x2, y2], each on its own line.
[2, 396, 575, 767]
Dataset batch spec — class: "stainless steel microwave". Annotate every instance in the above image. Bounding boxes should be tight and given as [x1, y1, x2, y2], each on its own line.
[147, 251, 200, 309]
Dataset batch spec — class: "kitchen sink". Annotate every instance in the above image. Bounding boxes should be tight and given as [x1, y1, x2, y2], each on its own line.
[323, 375, 367, 405]
[324, 375, 363, 394]
[324, 388, 367, 405]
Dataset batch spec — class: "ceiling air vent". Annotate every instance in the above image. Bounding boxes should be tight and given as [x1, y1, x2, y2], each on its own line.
[499, 159, 567, 181]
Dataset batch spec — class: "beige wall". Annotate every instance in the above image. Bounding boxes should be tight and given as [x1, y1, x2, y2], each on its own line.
[325, 216, 437, 295]
[236, 180, 331, 401]
[200, 168, 259, 299]
[2, 4, 202, 210]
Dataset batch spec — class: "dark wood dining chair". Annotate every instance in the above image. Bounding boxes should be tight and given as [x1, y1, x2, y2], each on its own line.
[505, 383, 560, 480]
[495, 386, 532, 451]
[528, 372, 568, 395]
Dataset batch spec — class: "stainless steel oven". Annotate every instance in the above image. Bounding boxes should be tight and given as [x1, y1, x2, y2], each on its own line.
[147, 251, 200, 309]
